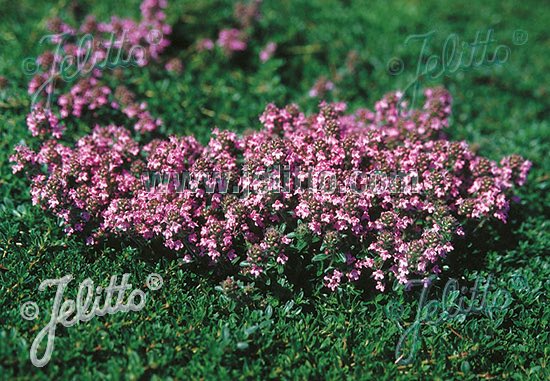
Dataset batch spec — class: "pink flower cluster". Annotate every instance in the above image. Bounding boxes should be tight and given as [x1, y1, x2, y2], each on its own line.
[309, 77, 335, 98]
[28, 0, 170, 134]
[198, 1, 263, 56]
[12, 85, 531, 292]
[11, 0, 531, 292]
[217, 28, 248, 54]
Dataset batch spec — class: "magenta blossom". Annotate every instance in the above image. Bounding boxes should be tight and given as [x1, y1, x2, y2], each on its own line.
[217, 28, 247, 54]
[259, 42, 277, 62]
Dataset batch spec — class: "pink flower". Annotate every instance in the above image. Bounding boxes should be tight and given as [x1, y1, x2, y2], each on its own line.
[373, 270, 384, 281]
[197, 38, 214, 51]
[217, 29, 247, 54]
[250, 265, 263, 277]
[276, 253, 288, 264]
[272, 199, 284, 210]
[165, 57, 183, 73]
[259, 42, 277, 62]
[347, 269, 360, 281]
[324, 270, 343, 291]
[309, 77, 335, 98]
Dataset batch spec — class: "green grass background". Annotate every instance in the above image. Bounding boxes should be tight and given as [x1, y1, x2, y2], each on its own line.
[0, 0, 548, 379]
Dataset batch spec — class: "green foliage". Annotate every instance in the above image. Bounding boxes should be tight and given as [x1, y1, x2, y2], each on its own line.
[0, 0, 548, 379]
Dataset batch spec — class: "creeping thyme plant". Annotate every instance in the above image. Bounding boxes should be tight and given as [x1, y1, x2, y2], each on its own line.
[11, 0, 531, 293]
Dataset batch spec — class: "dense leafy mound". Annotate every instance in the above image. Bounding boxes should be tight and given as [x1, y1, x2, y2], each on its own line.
[10, 0, 531, 292]
[12, 83, 531, 294]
